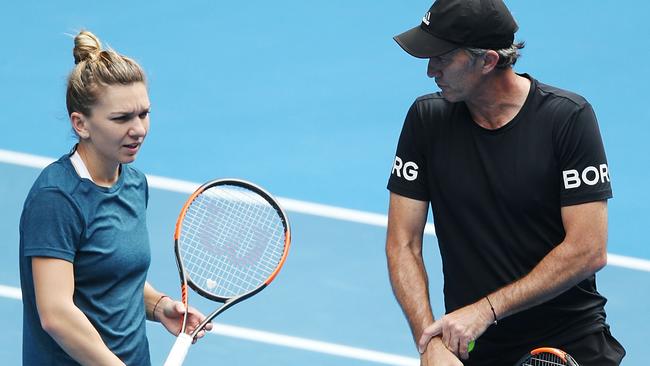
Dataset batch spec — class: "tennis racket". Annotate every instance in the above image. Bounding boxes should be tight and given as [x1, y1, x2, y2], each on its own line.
[514, 347, 580, 366]
[163, 178, 291, 366]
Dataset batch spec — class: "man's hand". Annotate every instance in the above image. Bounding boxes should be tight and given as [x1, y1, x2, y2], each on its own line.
[418, 297, 494, 360]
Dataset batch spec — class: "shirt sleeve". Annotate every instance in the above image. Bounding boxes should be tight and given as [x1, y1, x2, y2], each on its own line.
[21, 188, 84, 262]
[387, 101, 430, 201]
[555, 103, 613, 206]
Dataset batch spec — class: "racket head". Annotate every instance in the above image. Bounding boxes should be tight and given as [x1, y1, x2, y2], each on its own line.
[174, 178, 291, 303]
[514, 347, 579, 366]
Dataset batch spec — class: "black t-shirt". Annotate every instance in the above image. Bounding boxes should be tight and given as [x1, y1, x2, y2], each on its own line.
[387, 75, 612, 355]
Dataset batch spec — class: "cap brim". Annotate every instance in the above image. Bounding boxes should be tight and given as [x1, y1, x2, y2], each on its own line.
[394, 25, 460, 59]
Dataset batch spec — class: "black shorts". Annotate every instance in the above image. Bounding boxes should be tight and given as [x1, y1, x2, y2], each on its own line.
[466, 328, 625, 366]
[561, 328, 625, 366]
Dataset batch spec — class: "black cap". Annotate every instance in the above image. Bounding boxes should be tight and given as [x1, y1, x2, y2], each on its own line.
[394, 0, 518, 58]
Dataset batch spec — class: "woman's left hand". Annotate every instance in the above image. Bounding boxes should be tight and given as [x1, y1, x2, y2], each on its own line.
[156, 297, 213, 343]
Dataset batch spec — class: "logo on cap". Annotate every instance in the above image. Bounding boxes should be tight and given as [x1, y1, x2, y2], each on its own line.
[422, 12, 431, 26]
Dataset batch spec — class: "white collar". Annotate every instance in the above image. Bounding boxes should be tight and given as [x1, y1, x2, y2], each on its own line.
[70, 150, 94, 181]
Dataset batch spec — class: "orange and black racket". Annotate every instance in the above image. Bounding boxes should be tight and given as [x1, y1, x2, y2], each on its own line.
[163, 179, 291, 366]
[514, 347, 580, 366]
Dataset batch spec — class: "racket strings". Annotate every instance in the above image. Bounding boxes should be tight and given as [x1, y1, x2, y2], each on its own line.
[179, 185, 286, 298]
[183, 198, 282, 295]
[184, 196, 281, 279]
[192, 190, 284, 276]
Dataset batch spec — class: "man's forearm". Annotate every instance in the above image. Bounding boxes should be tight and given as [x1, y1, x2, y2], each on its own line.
[490, 232, 607, 322]
[387, 242, 436, 342]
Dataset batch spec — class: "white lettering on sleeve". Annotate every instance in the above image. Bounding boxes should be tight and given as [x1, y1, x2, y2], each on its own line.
[599, 164, 610, 183]
[581, 166, 600, 186]
[563, 164, 610, 189]
[403, 161, 419, 181]
[392, 156, 403, 178]
[392, 156, 419, 181]
[563, 169, 581, 189]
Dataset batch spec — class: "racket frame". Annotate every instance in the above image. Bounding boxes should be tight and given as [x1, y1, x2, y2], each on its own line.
[172, 178, 291, 337]
[514, 347, 580, 366]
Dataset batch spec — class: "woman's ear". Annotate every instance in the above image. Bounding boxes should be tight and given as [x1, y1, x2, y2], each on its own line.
[70, 112, 90, 139]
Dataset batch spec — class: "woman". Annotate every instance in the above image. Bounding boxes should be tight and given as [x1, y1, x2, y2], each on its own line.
[19, 30, 210, 365]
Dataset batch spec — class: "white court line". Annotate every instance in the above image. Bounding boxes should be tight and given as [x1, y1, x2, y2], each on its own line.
[0, 285, 22, 300]
[607, 254, 650, 272]
[0, 285, 418, 365]
[211, 324, 418, 366]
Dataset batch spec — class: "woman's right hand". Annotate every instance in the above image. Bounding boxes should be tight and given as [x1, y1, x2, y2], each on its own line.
[421, 338, 464, 366]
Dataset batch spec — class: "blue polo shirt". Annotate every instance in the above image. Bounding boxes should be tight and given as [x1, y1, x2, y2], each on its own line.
[19, 153, 152, 365]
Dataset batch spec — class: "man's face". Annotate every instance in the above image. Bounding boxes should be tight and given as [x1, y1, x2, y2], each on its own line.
[427, 49, 483, 102]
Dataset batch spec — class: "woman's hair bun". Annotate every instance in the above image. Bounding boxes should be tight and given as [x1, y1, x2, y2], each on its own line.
[72, 30, 102, 64]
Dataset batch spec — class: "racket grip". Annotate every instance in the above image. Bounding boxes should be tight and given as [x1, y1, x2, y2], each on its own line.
[163, 333, 193, 366]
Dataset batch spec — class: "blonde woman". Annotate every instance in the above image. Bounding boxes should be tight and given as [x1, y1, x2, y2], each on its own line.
[19, 30, 211, 365]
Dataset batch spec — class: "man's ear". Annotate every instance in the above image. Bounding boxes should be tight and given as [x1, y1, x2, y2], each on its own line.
[70, 112, 90, 139]
[481, 50, 500, 74]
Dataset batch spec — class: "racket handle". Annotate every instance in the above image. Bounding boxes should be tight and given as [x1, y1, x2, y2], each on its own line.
[163, 333, 193, 366]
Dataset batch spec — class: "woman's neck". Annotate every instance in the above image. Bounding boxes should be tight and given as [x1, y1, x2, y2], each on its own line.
[75, 143, 120, 187]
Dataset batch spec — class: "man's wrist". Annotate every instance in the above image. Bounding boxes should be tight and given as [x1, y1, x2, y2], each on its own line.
[485, 295, 498, 325]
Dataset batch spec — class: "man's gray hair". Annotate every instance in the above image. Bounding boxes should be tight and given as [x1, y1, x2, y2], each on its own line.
[464, 41, 525, 69]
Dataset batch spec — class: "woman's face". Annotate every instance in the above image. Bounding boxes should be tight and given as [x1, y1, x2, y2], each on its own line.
[80, 82, 150, 166]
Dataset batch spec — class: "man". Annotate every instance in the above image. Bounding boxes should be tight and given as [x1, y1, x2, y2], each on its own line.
[385, 0, 626, 365]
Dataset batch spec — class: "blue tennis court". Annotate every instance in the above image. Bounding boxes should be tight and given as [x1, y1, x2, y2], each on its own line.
[1, 0, 648, 365]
